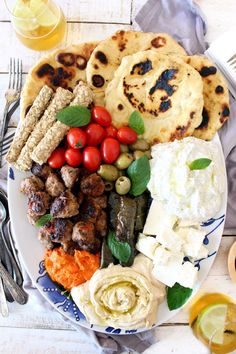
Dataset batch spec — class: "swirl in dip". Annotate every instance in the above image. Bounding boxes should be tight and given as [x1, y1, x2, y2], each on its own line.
[71, 254, 165, 329]
[148, 137, 225, 223]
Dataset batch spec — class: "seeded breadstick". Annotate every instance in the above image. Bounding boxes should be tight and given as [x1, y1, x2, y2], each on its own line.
[6, 85, 53, 164]
[31, 83, 93, 165]
[15, 87, 74, 171]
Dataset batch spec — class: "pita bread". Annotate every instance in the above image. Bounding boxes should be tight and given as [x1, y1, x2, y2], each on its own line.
[86, 30, 187, 105]
[21, 42, 98, 119]
[184, 55, 230, 140]
[105, 51, 203, 144]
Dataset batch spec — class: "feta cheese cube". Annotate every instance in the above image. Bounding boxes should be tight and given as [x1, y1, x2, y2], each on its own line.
[152, 247, 184, 287]
[155, 228, 183, 252]
[177, 261, 198, 289]
[136, 233, 160, 260]
[143, 200, 177, 236]
[176, 227, 205, 258]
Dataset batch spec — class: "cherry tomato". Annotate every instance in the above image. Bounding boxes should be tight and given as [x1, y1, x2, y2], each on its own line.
[105, 125, 118, 139]
[67, 127, 87, 149]
[48, 147, 65, 168]
[83, 146, 101, 172]
[65, 148, 83, 167]
[91, 106, 112, 127]
[101, 138, 120, 164]
[85, 123, 106, 146]
[117, 127, 138, 144]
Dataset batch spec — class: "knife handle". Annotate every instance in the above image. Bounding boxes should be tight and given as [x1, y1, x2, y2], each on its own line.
[0, 276, 8, 317]
[0, 262, 28, 305]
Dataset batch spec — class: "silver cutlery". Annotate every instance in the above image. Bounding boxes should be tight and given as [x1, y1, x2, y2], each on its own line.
[227, 53, 236, 71]
[0, 200, 23, 286]
[0, 58, 22, 167]
[0, 277, 8, 317]
[0, 132, 15, 157]
[0, 261, 28, 305]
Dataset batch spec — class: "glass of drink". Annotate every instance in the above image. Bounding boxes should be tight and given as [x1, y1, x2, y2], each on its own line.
[4, 0, 67, 51]
[189, 293, 236, 354]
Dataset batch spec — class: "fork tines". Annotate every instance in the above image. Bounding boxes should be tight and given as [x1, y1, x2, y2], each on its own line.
[9, 58, 23, 92]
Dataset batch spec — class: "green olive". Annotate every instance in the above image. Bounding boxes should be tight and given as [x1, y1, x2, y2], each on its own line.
[104, 181, 114, 191]
[120, 144, 129, 153]
[133, 150, 145, 160]
[129, 139, 150, 151]
[115, 153, 133, 170]
[97, 164, 119, 181]
[115, 176, 131, 195]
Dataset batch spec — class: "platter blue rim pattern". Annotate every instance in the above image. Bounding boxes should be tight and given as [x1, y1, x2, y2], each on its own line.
[34, 214, 224, 334]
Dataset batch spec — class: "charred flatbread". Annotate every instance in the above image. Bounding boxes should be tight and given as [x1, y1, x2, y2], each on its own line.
[86, 30, 187, 105]
[105, 51, 203, 144]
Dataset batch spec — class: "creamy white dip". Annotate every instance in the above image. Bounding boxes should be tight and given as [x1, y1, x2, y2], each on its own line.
[148, 137, 225, 222]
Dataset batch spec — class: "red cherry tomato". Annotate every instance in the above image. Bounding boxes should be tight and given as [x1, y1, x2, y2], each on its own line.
[105, 125, 118, 139]
[83, 146, 101, 172]
[101, 138, 120, 164]
[48, 147, 65, 168]
[67, 127, 87, 149]
[65, 148, 83, 167]
[117, 127, 138, 144]
[91, 106, 112, 127]
[85, 123, 106, 146]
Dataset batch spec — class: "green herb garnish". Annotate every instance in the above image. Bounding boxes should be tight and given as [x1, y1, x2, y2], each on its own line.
[35, 214, 53, 227]
[128, 111, 145, 135]
[189, 158, 212, 170]
[107, 230, 131, 263]
[127, 155, 150, 196]
[167, 283, 193, 310]
[56, 106, 91, 127]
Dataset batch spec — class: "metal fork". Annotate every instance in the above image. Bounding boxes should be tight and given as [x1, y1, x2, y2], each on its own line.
[0, 58, 22, 167]
[227, 53, 236, 72]
[0, 132, 15, 157]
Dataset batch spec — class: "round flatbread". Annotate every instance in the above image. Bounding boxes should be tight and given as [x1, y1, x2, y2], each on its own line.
[86, 30, 187, 105]
[21, 42, 98, 119]
[105, 50, 203, 144]
[184, 55, 230, 140]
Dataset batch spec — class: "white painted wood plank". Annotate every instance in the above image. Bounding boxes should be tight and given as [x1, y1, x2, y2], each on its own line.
[194, 0, 236, 43]
[144, 326, 208, 354]
[1, 0, 132, 24]
[0, 325, 210, 354]
[0, 327, 101, 354]
[0, 22, 130, 73]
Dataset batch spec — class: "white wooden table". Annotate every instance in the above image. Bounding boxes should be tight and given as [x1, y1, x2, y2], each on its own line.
[0, 1, 236, 353]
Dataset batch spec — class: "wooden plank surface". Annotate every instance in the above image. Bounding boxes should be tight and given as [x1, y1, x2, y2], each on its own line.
[1, 0, 132, 24]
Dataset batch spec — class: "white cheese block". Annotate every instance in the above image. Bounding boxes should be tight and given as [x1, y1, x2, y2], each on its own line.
[176, 227, 205, 258]
[143, 200, 177, 236]
[176, 261, 198, 289]
[152, 247, 198, 288]
[136, 233, 160, 260]
[155, 228, 183, 252]
[152, 247, 184, 287]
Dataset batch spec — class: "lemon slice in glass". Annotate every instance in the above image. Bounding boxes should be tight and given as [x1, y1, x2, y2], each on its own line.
[13, 0, 39, 31]
[198, 303, 228, 345]
[30, 0, 58, 27]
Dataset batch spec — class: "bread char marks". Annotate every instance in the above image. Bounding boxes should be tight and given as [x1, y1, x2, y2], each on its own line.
[151, 36, 167, 48]
[36, 63, 75, 90]
[123, 67, 178, 116]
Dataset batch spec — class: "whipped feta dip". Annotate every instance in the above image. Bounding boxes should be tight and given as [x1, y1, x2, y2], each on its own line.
[148, 137, 225, 222]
